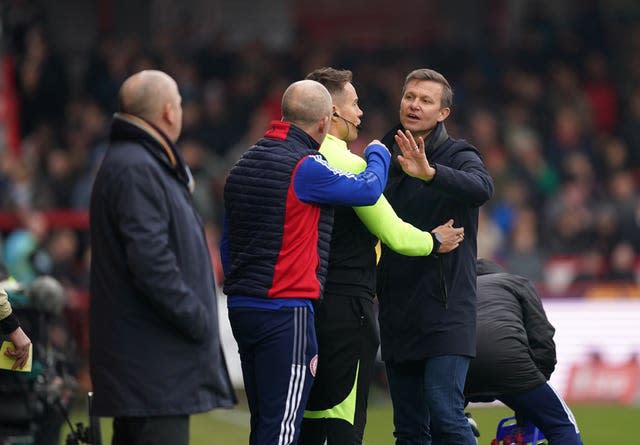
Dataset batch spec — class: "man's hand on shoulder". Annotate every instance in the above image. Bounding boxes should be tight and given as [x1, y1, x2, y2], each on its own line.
[364, 139, 390, 159]
[432, 219, 464, 254]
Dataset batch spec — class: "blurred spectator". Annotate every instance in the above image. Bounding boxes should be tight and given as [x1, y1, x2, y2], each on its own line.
[507, 127, 560, 207]
[84, 36, 136, 113]
[490, 178, 529, 237]
[589, 202, 620, 251]
[547, 106, 595, 172]
[582, 51, 618, 134]
[608, 170, 640, 249]
[503, 207, 545, 282]
[544, 181, 593, 255]
[46, 228, 80, 287]
[607, 242, 637, 283]
[179, 138, 219, 223]
[477, 207, 504, 261]
[596, 135, 631, 176]
[573, 249, 605, 284]
[34, 148, 79, 208]
[2, 211, 50, 284]
[617, 86, 640, 169]
[15, 25, 68, 138]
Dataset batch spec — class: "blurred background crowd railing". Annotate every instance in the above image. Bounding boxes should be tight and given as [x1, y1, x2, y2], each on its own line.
[0, 0, 639, 390]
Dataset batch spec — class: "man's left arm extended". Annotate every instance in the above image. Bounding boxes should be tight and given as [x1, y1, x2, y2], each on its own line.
[293, 142, 390, 207]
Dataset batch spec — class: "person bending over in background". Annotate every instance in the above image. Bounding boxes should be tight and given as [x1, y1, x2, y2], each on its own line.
[465, 258, 583, 445]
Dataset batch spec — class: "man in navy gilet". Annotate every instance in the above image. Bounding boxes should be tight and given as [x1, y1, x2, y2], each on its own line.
[222, 79, 391, 445]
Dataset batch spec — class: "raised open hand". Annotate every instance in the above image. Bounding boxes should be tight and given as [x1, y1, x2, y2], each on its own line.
[394, 130, 436, 182]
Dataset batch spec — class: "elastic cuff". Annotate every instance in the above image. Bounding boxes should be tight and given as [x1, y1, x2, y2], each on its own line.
[0, 312, 20, 335]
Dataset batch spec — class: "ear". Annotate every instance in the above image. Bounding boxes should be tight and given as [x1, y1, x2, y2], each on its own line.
[437, 107, 451, 122]
[162, 102, 174, 125]
[331, 105, 338, 120]
[318, 115, 330, 137]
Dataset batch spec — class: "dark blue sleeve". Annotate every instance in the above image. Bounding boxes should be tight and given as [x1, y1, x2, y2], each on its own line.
[220, 213, 230, 277]
[293, 143, 390, 206]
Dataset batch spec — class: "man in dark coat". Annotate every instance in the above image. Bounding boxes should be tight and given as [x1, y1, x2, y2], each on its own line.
[377, 68, 494, 444]
[89, 70, 236, 445]
[466, 259, 583, 445]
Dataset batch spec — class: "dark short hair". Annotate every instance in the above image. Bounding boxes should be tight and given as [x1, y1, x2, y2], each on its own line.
[305, 67, 353, 96]
[403, 68, 453, 109]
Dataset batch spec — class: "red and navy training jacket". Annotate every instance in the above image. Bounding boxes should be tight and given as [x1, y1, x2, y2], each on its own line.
[222, 121, 389, 307]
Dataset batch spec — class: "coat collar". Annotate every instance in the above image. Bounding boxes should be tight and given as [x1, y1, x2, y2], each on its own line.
[384, 121, 450, 172]
[110, 113, 194, 192]
[264, 120, 321, 150]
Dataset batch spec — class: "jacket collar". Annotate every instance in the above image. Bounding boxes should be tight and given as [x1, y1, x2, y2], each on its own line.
[110, 113, 194, 192]
[424, 121, 449, 157]
[325, 133, 348, 150]
[385, 121, 450, 170]
[264, 120, 321, 150]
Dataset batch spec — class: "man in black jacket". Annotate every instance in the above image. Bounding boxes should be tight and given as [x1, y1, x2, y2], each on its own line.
[300, 67, 463, 445]
[89, 70, 236, 445]
[377, 68, 494, 444]
[466, 259, 583, 445]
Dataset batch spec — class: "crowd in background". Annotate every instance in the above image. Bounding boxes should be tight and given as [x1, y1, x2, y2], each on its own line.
[1, 0, 639, 303]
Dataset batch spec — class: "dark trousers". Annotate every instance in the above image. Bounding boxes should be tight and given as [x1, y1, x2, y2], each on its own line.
[112, 415, 189, 445]
[299, 294, 379, 445]
[500, 382, 583, 445]
[229, 306, 317, 445]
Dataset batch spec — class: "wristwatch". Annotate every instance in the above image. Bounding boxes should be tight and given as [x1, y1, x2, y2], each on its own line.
[430, 231, 442, 256]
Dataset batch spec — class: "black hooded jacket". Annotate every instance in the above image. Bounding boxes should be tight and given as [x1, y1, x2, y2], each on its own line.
[464, 259, 557, 402]
[377, 122, 493, 363]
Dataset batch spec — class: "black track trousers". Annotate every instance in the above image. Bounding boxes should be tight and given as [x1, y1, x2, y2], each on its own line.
[300, 293, 379, 445]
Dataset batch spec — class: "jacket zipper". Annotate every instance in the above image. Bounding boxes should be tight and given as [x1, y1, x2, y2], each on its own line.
[438, 256, 448, 309]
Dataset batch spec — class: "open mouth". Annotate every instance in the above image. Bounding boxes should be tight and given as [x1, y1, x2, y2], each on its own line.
[406, 113, 420, 122]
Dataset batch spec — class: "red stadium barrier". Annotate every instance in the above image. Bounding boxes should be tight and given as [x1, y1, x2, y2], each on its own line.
[0, 210, 89, 231]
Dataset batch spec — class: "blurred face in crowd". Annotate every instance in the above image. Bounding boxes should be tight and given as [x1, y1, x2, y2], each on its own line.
[399, 79, 450, 139]
[333, 82, 363, 142]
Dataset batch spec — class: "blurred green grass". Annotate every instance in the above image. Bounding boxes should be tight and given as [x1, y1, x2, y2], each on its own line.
[61, 388, 640, 444]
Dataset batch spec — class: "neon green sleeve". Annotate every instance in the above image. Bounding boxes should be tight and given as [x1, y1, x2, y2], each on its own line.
[354, 196, 433, 256]
[320, 138, 433, 256]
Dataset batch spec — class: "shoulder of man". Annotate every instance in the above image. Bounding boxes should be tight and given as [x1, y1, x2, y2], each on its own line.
[319, 142, 366, 174]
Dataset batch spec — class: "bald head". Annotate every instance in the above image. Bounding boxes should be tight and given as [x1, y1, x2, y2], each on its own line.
[281, 80, 332, 129]
[118, 70, 182, 141]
